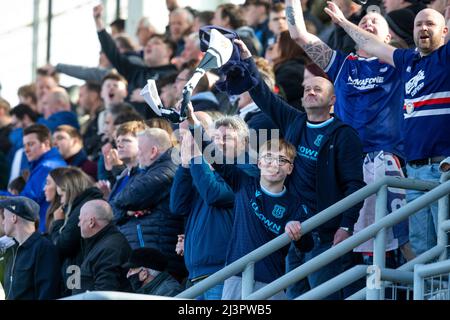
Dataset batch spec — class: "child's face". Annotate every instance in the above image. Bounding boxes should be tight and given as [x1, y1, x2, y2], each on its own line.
[258, 149, 294, 183]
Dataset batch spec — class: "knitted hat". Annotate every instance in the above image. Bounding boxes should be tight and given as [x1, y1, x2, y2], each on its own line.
[122, 247, 168, 272]
[386, 8, 415, 47]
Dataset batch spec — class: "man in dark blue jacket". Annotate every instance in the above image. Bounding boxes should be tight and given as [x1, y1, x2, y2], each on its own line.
[170, 131, 235, 300]
[229, 40, 365, 299]
[1, 124, 66, 232]
[1, 196, 61, 300]
[111, 127, 186, 281]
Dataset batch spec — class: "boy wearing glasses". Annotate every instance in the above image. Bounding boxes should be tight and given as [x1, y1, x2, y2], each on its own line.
[219, 137, 313, 300]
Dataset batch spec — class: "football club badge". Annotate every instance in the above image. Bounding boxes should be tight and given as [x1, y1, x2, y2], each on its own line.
[405, 102, 414, 115]
[272, 205, 286, 219]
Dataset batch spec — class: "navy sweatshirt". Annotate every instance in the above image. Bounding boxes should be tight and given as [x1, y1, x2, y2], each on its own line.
[215, 165, 312, 284]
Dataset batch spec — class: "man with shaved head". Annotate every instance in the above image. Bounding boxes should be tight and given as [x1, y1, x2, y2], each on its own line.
[285, 0, 411, 280]
[231, 39, 365, 299]
[326, 4, 450, 256]
[39, 87, 79, 132]
[73, 199, 131, 295]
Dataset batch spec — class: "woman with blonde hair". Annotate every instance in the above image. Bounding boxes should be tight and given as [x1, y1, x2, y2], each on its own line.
[49, 166, 103, 296]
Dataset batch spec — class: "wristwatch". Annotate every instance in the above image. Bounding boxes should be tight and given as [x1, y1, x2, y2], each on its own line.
[340, 227, 352, 234]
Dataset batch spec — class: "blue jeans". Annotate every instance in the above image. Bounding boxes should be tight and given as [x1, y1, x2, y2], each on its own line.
[406, 163, 440, 256]
[287, 233, 344, 300]
[196, 283, 224, 300]
[285, 242, 310, 299]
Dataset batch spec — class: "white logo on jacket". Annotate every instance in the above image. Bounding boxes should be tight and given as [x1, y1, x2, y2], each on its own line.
[405, 70, 425, 97]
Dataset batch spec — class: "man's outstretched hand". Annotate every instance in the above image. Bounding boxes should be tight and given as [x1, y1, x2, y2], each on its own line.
[324, 1, 346, 25]
[234, 39, 252, 60]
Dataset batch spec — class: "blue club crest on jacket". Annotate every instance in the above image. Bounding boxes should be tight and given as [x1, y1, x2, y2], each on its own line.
[272, 205, 285, 219]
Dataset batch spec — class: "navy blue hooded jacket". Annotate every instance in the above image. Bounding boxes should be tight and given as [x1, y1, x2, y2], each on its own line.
[170, 157, 234, 280]
[245, 58, 365, 240]
[110, 149, 186, 278]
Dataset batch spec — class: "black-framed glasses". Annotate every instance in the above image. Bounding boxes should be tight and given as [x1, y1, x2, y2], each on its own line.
[260, 155, 292, 166]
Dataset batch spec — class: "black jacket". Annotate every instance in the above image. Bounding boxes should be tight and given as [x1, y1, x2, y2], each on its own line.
[72, 223, 131, 295]
[111, 149, 187, 278]
[246, 58, 365, 240]
[82, 109, 103, 161]
[136, 271, 183, 297]
[3, 232, 61, 300]
[97, 30, 177, 119]
[50, 187, 104, 294]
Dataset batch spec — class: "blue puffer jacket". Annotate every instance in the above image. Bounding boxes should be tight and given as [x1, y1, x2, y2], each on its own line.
[38, 111, 80, 132]
[110, 148, 187, 278]
[170, 159, 235, 280]
[21, 148, 66, 232]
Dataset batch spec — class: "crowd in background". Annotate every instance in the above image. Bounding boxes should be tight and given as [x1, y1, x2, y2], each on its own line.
[0, 0, 450, 300]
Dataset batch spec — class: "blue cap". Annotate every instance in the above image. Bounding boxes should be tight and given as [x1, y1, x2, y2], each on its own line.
[0, 196, 39, 222]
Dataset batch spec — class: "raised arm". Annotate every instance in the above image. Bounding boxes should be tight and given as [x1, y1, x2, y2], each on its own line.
[324, 1, 395, 66]
[285, 0, 334, 69]
[55, 63, 110, 83]
[93, 4, 137, 78]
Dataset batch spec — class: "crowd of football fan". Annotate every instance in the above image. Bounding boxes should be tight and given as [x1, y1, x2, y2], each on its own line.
[0, 0, 449, 300]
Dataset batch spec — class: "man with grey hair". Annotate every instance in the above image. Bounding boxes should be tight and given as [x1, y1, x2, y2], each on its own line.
[73, 199, 131, 295]
[110, 128, 187, 280]
[136, 128, 172, 168]
[136, 17, 156, 51]
[169, 8, 194, 56]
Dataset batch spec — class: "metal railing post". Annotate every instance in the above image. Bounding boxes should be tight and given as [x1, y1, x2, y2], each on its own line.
[242, 262, 255, 299]
[438, 172, 450, 261]
[347, 244, 445, 300]
[246, 180, 450, 300]
[413, 264, 424, 300]
[372, 185, 388, 299]
[366, 265, 382, 300]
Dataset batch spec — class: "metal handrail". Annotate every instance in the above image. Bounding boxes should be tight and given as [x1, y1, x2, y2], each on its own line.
[62, 291, 183, 300]
[297, 266, 414, 300]
[414, 260, 450, 300]
[175, 176, 442, 299]
[346, 244, 446, 300]
[246, 179, 450, 300]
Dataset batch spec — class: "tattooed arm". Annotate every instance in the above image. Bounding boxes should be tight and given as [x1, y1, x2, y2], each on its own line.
[324, 1, 396, 66]
[285, 0, 334, 70]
